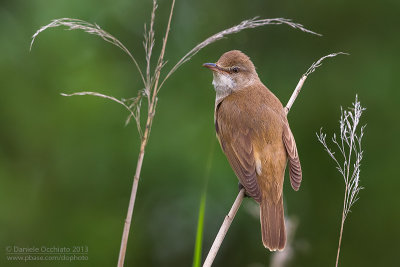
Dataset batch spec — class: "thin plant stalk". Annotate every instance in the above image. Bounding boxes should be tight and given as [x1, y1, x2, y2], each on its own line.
[203, 53, 347, 267]
[117, 1, 175, 265]
[317, 96, 365, 267]
[335, 105, 355, 267]
[203, 188, 245, 267]
[336, 131, 354, 267]
[336, 193, 346, 267]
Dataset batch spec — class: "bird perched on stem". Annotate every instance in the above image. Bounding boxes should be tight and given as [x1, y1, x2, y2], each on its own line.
[203, 50, 302, 251]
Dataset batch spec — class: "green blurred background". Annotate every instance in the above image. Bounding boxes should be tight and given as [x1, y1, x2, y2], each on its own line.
[1, 0, 399, 266]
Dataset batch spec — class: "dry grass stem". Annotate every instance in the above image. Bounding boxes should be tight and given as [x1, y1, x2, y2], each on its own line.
[316, 95, 365, 217]
[123, 91, 144, 137]
[62, 91, 143, 138]
[117, 0, 175, 265]
[304, 52, 349, 77]
[317, 95, 366, 267]
[285, 52, 348, 114]
[203, 189, 245, 267]
[31, 18, 145, 84]
[143, 0, 157, 102]
[152, 0, 175, 97]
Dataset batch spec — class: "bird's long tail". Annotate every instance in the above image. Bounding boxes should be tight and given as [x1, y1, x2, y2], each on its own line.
[260, 196, 286, 251]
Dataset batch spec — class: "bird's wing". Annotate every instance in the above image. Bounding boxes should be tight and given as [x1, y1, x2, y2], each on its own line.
[282, 119, 302, 191]
[215, 103, 262, 202]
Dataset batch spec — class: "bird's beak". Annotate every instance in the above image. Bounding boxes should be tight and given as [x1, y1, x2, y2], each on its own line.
[203, 63, 227, 73]
[203, 63, 218, 71]
[203, 63, 229, 74]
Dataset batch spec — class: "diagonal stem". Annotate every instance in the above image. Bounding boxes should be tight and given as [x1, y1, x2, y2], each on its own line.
[203, 189, 245, 267]
[117, 1, 175, 266]
[335, 186, 347, 267]
[117, 133, 148, 266]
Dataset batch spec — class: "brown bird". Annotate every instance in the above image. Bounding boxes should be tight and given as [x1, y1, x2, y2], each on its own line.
[203, 50, 302, 251]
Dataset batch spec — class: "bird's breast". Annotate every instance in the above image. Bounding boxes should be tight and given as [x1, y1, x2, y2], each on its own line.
[212, 73, 236, 103]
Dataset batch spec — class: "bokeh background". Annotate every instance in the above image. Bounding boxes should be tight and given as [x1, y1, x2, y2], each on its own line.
[1, 0, 399, 266]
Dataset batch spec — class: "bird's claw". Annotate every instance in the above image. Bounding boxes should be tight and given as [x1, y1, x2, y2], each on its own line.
[238, 182, 250, 198]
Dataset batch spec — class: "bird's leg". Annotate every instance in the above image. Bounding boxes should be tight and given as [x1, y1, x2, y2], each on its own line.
[238, 182, 250, 198]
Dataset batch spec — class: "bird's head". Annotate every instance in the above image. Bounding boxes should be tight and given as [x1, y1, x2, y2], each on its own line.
[203, 50, 259, 100]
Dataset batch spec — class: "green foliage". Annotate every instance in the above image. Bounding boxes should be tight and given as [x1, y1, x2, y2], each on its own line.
[192, 192, 206, 267]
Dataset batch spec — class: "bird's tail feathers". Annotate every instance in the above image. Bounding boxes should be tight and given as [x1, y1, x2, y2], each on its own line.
[260, 196, 286, 251]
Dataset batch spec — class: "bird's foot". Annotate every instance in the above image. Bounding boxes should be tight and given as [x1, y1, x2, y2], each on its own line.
[238, 182, 250, 198]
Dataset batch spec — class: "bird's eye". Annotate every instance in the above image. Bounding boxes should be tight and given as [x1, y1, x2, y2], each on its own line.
[231, 66, 239, 73]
